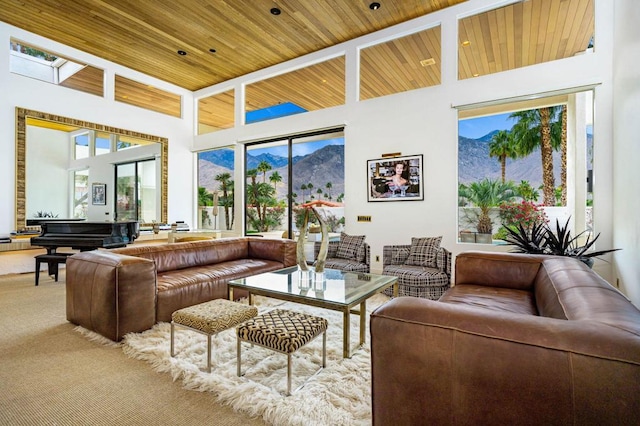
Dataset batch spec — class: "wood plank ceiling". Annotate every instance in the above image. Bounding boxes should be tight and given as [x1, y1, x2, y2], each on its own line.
[0, 0, 467, 91]
[2, 0, 593, 126]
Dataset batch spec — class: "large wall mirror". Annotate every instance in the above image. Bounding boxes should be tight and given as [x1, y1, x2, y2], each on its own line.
[15, 107, 168, 230]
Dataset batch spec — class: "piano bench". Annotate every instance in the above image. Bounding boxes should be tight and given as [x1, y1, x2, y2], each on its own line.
[35, 253, 74, 286]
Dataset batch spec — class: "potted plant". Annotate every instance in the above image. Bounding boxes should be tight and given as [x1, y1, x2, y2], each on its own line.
[458, 179, 516, 244]
[504, 217, 620, 267]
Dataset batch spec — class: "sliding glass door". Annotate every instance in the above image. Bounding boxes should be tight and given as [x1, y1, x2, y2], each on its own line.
[114, 158, 156, 222]
[244, 129, 345, 237]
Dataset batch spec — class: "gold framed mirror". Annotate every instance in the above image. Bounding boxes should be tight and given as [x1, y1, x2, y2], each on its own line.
[15, 107, 168, 230]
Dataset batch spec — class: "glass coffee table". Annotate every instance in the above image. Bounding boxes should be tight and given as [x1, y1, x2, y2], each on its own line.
[228, 266, 398, 358]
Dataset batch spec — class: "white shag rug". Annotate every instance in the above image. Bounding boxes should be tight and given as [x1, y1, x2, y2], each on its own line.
[120, 294, 391, 426]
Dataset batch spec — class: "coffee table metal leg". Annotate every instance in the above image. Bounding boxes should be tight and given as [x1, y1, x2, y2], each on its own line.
[359, 300, 366, 347]
[343, 309, 351, 358]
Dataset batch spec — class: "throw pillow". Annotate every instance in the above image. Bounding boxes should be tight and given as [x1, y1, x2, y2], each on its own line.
[392, 246, 410, 265]
[336, 232, 366, 260]
[404, 236, 442, 267]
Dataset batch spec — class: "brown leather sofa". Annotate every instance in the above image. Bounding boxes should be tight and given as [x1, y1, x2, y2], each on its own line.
[370, 251, 640, 425]
[66, 237, 296, 341]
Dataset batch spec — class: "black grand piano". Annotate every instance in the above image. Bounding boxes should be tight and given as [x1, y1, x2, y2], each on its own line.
[30, 220, 140, 254]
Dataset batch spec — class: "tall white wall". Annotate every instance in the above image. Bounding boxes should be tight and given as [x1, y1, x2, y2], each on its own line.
[612, 0, 640, 303]
[0, 24, 195, 232]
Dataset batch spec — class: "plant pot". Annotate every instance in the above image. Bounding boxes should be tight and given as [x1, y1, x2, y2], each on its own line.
[475, 233, 493, 244]
[579, 257, 594, 269]
[460, 232, 476, 243]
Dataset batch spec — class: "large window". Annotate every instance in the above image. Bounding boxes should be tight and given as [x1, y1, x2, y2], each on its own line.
[457, 89, 594, 244]
[458, 0, 594, 80]
[197, 90, 235, 135]
[115, 159, 157, 222]
[197, 147, 235, 231]
[360, 25, 441, 100]
[244, 129, 345, 238]
[245, 57, 345, 124]
[10, 39, 104, 96]
[115, 75, 182, 118]
[72, 169, 89, 219]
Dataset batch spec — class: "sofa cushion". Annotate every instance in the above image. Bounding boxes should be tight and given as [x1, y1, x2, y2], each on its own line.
[336, 232, 365, 260]
[392, 246, 411, 264]
[323, 258, 370, 273]
[404, 236, 442, 267]
[439, 284, 538, 315]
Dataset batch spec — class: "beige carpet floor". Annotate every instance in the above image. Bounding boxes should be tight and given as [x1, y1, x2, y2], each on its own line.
[0, 271, 268, 426]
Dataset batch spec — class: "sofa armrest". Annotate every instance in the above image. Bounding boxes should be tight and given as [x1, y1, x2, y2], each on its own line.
[435, 247, 452, 277]
[66, 250, 157, 341]
[455, 251, 546, 290]
[370, 297, 640, 425]
[247, 238, 297, 267]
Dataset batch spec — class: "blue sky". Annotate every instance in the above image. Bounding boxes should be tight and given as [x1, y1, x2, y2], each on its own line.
[458, 112, 516, 139]
[459, 111, 593, 139]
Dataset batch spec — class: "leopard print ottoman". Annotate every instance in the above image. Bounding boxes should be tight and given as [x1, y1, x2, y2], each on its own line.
[171, 299, 258, 372]
[236, 309, 328, 395]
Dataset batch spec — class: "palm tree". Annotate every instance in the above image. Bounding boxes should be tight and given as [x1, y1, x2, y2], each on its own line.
[325, 182, 333, 200]
[246, 169, 261, 223]
[300, 184, 308, 202]
[316, 188, 323, 199]
[214, 172, 234, 230]
[257, 160, 272, 183]
[510, 107, 561, 206]
[459, 178, 516, 234]
[551, 105, 568, 205]
[269, 171, 282, 191]
[488, 130, 518, 183]
[515, 180, 539, 202]
[198, 187, 213, 206]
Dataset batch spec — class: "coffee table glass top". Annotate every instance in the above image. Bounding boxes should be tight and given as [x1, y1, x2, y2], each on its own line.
[229, 266, 396, 306]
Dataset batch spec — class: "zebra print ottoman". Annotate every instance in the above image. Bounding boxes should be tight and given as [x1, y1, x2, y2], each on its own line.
[171, 299, 258, 373]
[236, 309, 328, 395]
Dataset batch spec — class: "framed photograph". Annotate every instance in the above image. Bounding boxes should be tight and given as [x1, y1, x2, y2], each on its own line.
[91, 183, 106, 205]
[367, 154, 423, 202]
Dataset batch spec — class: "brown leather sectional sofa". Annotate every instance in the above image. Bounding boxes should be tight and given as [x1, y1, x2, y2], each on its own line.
[371, 251, 640, 425]
[66, 237, 297, 341]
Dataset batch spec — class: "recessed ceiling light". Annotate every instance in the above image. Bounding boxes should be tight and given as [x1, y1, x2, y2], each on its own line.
[270, 7, 281, 15]
[461, 40, 471, 46]
[369, 2, 381, 10]
[177, 50, 187, 56]
[473, 73, 480, 77]
[209, 48, 216, 54]
[420, 58, 436, 67]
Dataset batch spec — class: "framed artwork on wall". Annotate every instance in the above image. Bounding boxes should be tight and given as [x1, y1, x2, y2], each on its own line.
[367, 154, 423, 202]
[92, 183, 106, 205]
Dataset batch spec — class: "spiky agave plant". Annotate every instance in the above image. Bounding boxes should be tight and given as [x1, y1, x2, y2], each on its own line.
[544, 218, 621, 260]
[504, 221, 548, 254]
[505, 217, 621, 266]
